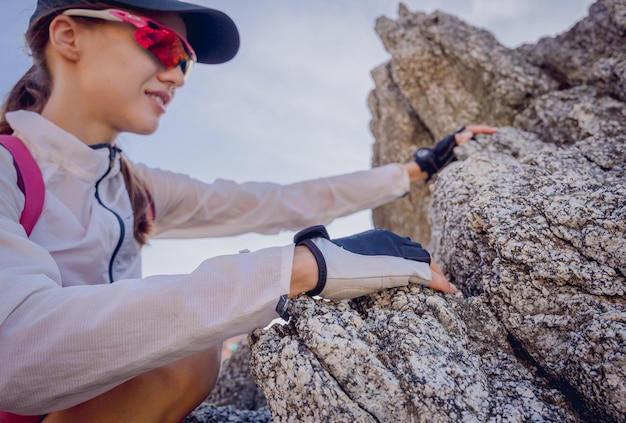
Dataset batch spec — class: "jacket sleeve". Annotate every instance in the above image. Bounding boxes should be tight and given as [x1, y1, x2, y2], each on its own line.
[134, 163, 411, 239]
[0, 150, 292, 415]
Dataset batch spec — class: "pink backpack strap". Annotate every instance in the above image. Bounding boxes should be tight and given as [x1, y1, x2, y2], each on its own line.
[0, 135, 45, 236]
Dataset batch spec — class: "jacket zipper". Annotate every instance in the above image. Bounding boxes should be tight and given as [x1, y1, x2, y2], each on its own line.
[94, 145, 125, 283]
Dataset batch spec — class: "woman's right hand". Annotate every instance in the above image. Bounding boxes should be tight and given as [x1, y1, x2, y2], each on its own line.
[289, 225, 456, 301]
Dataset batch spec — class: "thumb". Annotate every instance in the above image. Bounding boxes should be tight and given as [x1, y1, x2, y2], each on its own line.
[428, 271, 457, 294]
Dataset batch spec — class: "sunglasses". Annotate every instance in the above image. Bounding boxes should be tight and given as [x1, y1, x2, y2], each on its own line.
[62, 9, 196, 79]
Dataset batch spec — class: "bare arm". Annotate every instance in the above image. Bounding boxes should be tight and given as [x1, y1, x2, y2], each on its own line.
[289, 246, 319, 298]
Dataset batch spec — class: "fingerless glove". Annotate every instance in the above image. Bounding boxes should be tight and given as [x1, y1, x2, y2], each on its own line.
[413, 126, 470, 180]
[294, 225, 432, 300]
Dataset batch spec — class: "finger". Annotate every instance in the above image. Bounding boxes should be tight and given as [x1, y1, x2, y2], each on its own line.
[428, 270, 457, 294]
[465, 124, 498, 135]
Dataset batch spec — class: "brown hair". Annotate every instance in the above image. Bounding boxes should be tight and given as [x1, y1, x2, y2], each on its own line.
[0, 2, 154, 245]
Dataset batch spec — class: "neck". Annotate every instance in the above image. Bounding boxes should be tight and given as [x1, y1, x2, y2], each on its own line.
[42, 98, 119, 146]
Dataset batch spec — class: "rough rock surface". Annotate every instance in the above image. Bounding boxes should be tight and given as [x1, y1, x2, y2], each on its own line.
[429, 128, 625, 422]
[250, 293, 582, 422]
[190, 1, 625, 422]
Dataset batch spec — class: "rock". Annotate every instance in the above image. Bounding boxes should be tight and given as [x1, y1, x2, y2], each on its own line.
[372, 5, 556, 134]
[513, 86, 626, 145]
[429, 128, 625, 421]
[183, 403, 272, 423]
[520, 0, 626, 102]
[368, 3, 557, 245]
[198, 0, 626, 421]
[371, 0, 626, 243]
[249, 292, 581, 422]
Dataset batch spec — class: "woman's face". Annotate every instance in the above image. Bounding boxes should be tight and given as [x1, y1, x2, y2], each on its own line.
[61, 10, 189, 140]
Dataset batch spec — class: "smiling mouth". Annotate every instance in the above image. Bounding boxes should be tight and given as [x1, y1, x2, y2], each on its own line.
[147, 93, 166, 108]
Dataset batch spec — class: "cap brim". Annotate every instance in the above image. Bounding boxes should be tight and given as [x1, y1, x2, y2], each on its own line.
[181, 10, 240, 65]
[108, 0, 239, 64]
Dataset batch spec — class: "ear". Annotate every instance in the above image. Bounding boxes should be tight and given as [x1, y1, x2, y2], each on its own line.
[47, 15, 82, 62]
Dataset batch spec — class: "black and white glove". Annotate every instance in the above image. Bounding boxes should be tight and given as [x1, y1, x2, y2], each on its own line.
[413, 126, 473, 181]
[293, 225, 432, 300]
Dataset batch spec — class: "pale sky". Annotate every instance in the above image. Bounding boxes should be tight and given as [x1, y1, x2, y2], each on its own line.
[1, 1, 594, 276]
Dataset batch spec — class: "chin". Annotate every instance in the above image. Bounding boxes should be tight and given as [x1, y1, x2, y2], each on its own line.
[128, 120, 160, 136]
[135, 126, 159, 136]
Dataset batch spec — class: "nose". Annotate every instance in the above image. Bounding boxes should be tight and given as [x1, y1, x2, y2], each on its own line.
[157, 64, 186, 88]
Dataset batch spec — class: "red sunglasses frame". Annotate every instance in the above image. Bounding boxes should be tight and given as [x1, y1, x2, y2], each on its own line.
[62, 8, 196, 79]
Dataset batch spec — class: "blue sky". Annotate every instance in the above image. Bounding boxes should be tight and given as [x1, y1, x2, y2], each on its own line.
[1, 1, 593, 276]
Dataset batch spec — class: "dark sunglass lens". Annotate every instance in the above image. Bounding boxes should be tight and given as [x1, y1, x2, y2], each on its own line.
[136, 28, 183, 66]
[179, 60, 189, 75]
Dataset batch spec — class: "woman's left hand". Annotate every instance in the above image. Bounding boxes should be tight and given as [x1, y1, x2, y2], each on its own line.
[406, 124, 498, 182]
[454, 125, 498, 145]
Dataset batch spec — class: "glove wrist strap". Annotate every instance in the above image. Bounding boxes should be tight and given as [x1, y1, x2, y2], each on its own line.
[293, 225, 330, 297]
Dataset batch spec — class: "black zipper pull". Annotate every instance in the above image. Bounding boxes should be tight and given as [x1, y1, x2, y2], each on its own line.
[108, 145, 121, 168]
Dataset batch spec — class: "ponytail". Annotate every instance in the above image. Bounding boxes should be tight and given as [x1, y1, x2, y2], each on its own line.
[0, 8, 53, 135]
[1, 3, 154, 245]
[0, 64, 51, 135]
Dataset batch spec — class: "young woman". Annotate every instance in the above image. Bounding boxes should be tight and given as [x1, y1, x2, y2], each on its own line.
[0, 0, 495, 421]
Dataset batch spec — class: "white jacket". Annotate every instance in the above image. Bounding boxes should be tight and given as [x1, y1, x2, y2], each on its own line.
[0, 110, 410, 414]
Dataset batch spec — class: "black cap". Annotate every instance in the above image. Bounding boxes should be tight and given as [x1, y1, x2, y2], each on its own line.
[30, 0, 240, 64]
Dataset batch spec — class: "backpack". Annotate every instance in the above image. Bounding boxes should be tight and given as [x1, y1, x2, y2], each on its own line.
[0, 135, 45, 236]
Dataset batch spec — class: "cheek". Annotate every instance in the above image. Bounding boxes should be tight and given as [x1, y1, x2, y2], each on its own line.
[89, 53, 158, 100]
[86, 31, 161, 86]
